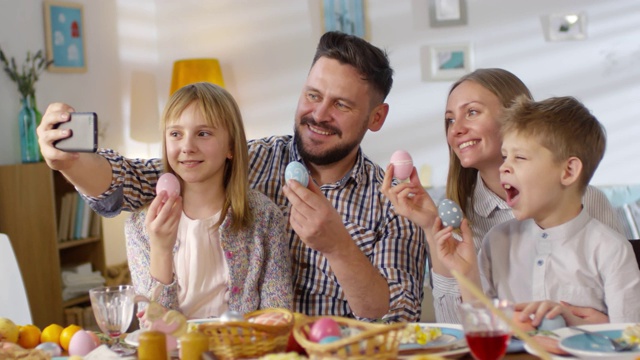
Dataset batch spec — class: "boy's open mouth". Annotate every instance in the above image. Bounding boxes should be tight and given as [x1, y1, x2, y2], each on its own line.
[503, 183, 520, 204]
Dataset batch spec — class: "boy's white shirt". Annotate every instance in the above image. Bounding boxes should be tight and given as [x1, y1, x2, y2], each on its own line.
[479, 208, 640, 323]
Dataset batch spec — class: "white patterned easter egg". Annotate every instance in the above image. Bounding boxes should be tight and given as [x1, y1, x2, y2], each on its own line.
[285, 161, 309, 187]
[438, 199, 462, 229]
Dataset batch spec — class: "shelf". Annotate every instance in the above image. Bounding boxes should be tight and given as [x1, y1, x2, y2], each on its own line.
[63, 294, 91, 308]
[58, 236, 101, 250]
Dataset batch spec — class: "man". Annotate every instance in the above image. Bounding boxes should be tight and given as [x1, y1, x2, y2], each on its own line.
[37, 31, 427, 322]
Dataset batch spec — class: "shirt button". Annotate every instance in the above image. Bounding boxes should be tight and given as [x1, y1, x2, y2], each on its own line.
[537, 260, 544, 266]
[225, 251, 233, 259]
[542, 233, 548, 239]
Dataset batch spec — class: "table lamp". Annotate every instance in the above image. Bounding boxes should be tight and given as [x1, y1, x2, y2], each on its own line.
[169, 58, 225, 95]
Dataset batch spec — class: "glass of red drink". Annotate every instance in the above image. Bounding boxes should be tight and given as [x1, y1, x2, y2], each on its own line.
[458, 299, 513, 360]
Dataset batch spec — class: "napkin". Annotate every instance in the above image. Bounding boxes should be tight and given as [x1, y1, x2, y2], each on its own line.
[83, 345, 136, 360]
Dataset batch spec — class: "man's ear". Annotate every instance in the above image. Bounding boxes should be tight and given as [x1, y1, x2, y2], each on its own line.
[561, 156, 583, 186]
[368, 103, 389, 132]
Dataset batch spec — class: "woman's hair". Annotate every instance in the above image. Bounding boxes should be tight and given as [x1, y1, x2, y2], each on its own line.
[161, 82, 252, 231]
[444, 68, 533, 216]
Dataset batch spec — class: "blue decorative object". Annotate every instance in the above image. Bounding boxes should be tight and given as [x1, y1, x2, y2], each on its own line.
[438, 198, 463, 229]
[285, 161, 309, 187]
[18, 96, 40, 163]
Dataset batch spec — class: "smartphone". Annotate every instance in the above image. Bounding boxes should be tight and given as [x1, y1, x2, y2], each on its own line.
[53, 112, 98, 153]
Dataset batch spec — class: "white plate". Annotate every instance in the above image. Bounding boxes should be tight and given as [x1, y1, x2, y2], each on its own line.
[124, 329, 143, 347]
[398, 323, 468, 356]
[558, 323, 640, 359]
[524, 328, 578, 360]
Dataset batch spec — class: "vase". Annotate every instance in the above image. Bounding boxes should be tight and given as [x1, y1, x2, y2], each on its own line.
[18, 96, 40, 163]
[29, 94, 44, 161]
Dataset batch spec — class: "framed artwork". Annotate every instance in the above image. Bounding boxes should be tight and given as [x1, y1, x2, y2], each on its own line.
[421, 43, 473, 81]
[322, 0, 366, 38]
[43, 1, 87, 73]
[541, 12, 588, 41]
[429, 0, 468, 27]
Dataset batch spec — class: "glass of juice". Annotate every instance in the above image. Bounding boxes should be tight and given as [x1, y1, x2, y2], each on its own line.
[458, 299, 513, 360]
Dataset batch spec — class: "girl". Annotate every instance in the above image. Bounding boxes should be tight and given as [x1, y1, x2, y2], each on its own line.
[127, 82, 292, 319]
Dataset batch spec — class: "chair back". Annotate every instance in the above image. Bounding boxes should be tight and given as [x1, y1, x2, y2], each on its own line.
[630, 239, 640, 270]
[0, 233, 32, 324]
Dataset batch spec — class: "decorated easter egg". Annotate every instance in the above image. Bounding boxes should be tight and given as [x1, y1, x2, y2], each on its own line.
[309, 317, 342, 343]
[220, 310, 244, 323]
[318, 335, 341, 344]
[68, 330, 98, 356]
[285, 161, 309, 187]
[389, 150, 413, 180]
[156, 173, 181, 196]
[538, 315, 567, 332]
[250, 312, 289, 326]
[35, 342, 62, 357]
[438, 198, 462, 229]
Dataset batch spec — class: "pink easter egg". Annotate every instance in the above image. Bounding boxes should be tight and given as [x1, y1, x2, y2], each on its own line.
[156, 173, 181, 196]
[390, 150, 413, 180]
[308, 317, 341, 343]
[68, 330, 98, 356]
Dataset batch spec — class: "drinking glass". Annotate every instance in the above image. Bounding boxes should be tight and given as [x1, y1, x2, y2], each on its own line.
[458, 299, 513, 360]
[89, 285, 136, 356]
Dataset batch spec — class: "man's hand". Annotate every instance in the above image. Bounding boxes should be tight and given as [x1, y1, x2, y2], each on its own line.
[36, 102, 80, 170]
[282, 178, 351, 254]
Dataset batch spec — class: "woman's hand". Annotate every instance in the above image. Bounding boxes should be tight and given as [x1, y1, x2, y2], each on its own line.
[433, 218, 476, 276]
[381, 165, 437, 230]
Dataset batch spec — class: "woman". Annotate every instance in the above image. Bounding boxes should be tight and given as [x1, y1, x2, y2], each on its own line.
[125, 82, 292, 320]
[382, 68, 623, 323]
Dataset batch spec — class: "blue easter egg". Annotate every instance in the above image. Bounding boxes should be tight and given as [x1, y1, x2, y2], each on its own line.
[538, 315, 567, 331]
[438, 199, 462, 229]
[36, 342, 62, 357]
[285, 161, 309, 187]
[220, 310, 244, 322]
[318, 335, 342, 344]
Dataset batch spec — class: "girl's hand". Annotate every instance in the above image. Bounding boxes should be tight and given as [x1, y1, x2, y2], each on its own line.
[145, 191, 182, 253]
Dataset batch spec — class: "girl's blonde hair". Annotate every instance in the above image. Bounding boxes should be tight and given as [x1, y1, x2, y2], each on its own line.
[161, 82, 251, 231]
[444, 69, 533, 217]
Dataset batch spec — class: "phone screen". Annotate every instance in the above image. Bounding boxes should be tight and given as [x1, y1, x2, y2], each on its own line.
[53, 112, 98, 153]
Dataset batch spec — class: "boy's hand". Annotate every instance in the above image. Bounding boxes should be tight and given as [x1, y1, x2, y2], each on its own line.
[560, 301, 609, 324]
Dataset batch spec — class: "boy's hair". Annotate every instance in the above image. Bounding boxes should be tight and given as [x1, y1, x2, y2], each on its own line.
[312, 31, 393, 103]
[445, 68, 533, 217]
[161, 82, 252, 231]
[501, 95, 606, 191]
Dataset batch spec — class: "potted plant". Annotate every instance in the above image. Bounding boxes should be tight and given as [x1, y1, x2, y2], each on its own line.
[0, 47, 53, 163]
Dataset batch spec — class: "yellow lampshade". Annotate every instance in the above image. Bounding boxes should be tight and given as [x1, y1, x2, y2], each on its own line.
[169, 58, 225, 95]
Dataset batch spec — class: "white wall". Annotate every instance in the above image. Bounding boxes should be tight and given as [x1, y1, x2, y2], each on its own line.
[1, 0, 639, 265]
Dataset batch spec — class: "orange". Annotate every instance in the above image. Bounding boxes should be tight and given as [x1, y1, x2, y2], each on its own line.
[17, 324, 41, 349]
[40, 323, 63, 346]
[59, 324, 82, 351]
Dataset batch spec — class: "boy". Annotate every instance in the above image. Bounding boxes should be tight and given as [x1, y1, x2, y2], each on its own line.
[436, 96, 640, 324]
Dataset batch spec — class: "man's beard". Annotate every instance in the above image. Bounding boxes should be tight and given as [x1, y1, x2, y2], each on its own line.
[295, 115, 366, 166]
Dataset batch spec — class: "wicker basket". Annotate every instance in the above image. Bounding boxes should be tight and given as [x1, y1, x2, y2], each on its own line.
[292, 316, 407, 360]
[196, 308, 294, 359]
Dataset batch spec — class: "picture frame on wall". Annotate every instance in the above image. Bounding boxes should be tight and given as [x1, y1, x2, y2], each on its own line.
[421, 43, 473, 81]
[43, 1, 87, 73]
[541, 12, 588, 41]
[322, 0, 366, 38]
[429, 0, 468, 28]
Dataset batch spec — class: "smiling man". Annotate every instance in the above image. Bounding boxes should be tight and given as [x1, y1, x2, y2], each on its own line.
[36, 31, 427, 322]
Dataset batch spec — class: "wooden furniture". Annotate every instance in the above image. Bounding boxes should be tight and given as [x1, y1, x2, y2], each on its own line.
[0, 162, 105, 328]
